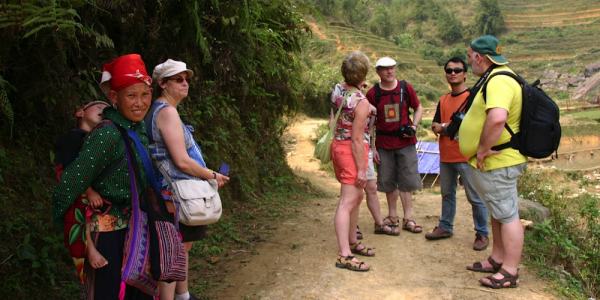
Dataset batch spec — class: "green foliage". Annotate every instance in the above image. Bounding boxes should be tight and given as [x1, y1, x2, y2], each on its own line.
[474, 0, 504, 35]
[306, 0, 335, 16]
[436, 10, 464, 44]
[368, 4, 393, 38]
[561, 124, 600, 137]
[0, 76, 14, 138]
[446, 45, 468, 62]
[419, 44, 445, 65]
[419, 44, 469, 66]
[0, 0, 312, 298]
[0, 0, 82, 39]
[504, 37, 520, 44]
[410, 0, 440, 22]
[392, 34, 414, 48]
[519, 170, 600, 298]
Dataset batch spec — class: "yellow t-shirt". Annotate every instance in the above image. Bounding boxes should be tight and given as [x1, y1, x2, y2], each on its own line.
[458, 66, 527, 170]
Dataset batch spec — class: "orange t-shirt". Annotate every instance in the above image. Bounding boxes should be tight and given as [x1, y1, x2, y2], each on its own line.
[435, 91, 470, 163]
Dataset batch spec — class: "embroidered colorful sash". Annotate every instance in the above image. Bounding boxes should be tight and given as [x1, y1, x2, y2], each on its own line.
[120, 137, 158, 299]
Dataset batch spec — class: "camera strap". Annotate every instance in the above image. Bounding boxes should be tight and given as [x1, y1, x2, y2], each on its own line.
[463, 64, 497, 112]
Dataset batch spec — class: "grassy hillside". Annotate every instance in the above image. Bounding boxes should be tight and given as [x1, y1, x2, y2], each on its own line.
[300, 0, 600, 115]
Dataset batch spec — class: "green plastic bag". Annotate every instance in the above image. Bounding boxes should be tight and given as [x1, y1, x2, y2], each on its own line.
[313, 125, 336, 164]
[313, 89, 357, 163]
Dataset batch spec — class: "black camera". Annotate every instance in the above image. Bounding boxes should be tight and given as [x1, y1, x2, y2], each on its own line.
[400, 126, 416, 137]
[443, 111, 466, 139]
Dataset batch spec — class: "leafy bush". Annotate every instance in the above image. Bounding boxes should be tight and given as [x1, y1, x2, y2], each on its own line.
[474, 0, 505, 35]
[0, 0, 311, 298]
[436, 10, 464, 44]
[410, 0, 441, 22]
[368, 4, 393, 38]
[393, 34, 415, 48]
[419, 44, 446, 65]
[519, 170, 600, 299]
[445, 45, 468, 62]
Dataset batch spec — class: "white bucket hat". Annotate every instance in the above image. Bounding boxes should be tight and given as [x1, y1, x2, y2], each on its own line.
[152, 59, 194, 81]
[375, 57, 397, 68]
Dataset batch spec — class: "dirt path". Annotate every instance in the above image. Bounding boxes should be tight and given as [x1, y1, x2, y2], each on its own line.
[206, 116, 557, 300]
[306, 21, 344, 51]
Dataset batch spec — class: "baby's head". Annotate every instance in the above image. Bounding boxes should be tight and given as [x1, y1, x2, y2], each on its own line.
[76, 101, 110, 131]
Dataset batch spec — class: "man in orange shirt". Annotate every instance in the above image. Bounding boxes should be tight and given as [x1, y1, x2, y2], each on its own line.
[426, 57, 489, 251]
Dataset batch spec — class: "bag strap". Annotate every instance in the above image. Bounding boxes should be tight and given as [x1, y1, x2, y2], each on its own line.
[114, 124, 173, 224]
[119, 132, 145, 300]
[399, 79, 409, 128]
[330, 88, 360, 131]
[375, 82, 382, 108]
[481, 71, 519, 151]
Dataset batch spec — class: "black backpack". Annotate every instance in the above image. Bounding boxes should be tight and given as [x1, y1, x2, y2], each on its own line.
[374, 80, 411, 136]
[482, 71, 561, 159]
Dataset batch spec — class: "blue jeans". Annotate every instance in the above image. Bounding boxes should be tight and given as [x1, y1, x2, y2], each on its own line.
[439, 162, 489, 236]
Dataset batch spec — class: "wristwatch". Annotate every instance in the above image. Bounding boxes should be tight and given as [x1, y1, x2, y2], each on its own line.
[212, 171, 217, 179]
[441, 123, 446, 129]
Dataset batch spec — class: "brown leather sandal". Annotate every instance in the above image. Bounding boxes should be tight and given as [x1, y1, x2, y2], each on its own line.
[356, 225, 363, 240]
[383, 215, 400, 227]
[335, 255, 370, 272]
[467, 256, 503, 273]
[374, 223, 400, 236]
[350, 241, 375, 257]
[402, 218, 422, 233]
[480, 268, 519, 289]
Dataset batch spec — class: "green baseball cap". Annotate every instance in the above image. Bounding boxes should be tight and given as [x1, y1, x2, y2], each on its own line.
[470, 35, 508, 65]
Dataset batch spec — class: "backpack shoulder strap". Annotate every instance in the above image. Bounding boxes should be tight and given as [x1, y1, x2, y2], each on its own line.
[375, 82, 382, 108]
[482, 71, 523, 103]
[400, 79, 408, 107]
[481, 71, 522, 150]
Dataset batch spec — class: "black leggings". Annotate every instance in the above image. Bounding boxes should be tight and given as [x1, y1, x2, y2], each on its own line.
[92, 230, 154, 300]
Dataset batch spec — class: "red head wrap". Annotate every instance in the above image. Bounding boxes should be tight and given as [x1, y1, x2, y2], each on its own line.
[100, 54, 152, 97]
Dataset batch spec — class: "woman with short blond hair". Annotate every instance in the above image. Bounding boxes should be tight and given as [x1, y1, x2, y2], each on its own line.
[330, 51, 374, 271]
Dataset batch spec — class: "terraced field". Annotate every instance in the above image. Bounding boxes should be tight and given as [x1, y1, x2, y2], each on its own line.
[312, 24, 450, 104]
[500, 0, 600, 66]
[305, 0, 600, 110]
[503, 0, 600, 27]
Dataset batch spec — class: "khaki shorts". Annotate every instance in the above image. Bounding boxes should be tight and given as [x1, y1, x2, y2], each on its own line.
[469, 163, 526, 224]
[376, 144, 423, 192]
[367, 148, 376, 181]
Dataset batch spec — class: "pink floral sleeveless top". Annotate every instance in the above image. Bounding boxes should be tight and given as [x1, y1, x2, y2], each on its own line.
[330, 83, 370, 143]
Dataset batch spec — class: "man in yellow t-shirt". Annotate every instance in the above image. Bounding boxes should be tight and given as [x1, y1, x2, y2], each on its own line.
[459, 35, 527, 289]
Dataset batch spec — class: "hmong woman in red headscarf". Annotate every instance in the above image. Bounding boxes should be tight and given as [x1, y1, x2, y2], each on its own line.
[53, 54, 157, 300]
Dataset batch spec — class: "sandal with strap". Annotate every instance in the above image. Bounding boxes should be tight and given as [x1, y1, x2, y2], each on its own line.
[374, 223, 400, 236]
[480, 268, 519, 289]
[383, 215, 400, 227]
[350, 241, 375, 257]
[467, 256, 503, 274]
[356, 225, 363, 240]
[335, 255, 370, 272]
[402, 218, 423, 233]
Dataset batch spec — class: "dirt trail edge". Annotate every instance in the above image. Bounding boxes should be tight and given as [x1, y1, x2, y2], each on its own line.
[211, 116, 556, 300]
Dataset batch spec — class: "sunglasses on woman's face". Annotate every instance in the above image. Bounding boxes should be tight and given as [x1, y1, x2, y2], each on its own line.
[445, 68, 464, 74]
[168, 77, 191, 84]
[361, 84, 368, 89]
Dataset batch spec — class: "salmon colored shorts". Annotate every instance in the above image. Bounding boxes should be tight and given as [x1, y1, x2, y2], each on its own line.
[332, 139, 369, 185]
